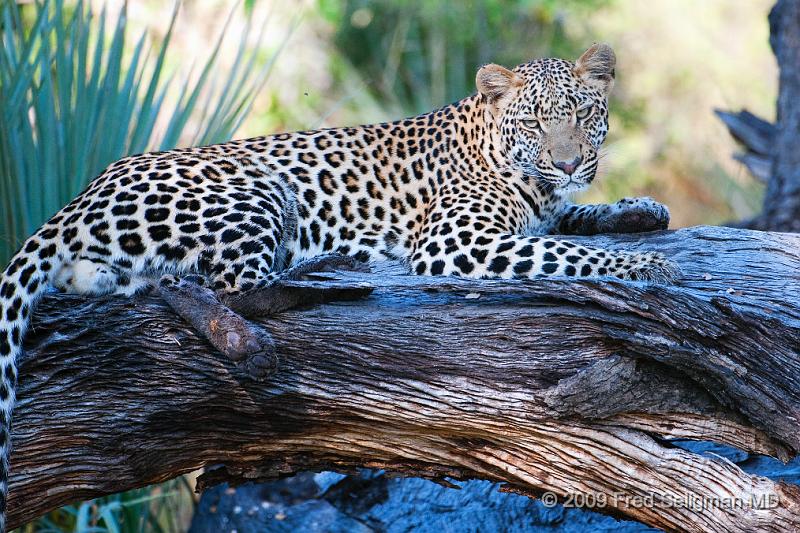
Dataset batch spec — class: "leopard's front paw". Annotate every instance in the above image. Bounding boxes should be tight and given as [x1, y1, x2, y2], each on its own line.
[599, 197, 670, 234]
[623, 251, 681, 283]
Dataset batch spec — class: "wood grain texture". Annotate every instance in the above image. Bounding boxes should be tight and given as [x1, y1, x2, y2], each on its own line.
[8, 225, 800, 532]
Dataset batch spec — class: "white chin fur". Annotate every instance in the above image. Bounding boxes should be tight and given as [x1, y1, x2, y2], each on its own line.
[554, 181, 590, 196]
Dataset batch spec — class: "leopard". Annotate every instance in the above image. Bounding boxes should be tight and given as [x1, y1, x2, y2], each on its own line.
[0, 43, 677, 529]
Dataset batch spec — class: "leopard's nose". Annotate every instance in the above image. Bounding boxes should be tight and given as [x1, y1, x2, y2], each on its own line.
[554, 156, 582, 176]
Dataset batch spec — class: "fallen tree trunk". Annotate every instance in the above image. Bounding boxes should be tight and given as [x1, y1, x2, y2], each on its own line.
[8, 225, 800, 532]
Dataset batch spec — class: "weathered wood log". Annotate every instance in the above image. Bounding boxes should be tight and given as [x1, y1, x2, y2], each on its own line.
[8, 225, 800, 532]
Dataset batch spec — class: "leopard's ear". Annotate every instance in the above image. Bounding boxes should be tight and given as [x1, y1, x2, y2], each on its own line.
[476, 64, 523, 104]
[574, 43, 616, 95]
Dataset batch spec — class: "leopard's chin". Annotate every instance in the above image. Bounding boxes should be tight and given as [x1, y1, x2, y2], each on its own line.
[554, 180, 591, 196]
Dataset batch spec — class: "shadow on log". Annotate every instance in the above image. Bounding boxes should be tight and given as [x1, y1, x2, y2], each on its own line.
[8, 225, 800, 532]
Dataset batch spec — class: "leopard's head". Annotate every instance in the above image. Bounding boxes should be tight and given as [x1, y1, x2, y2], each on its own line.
[477, 44, 615, 194]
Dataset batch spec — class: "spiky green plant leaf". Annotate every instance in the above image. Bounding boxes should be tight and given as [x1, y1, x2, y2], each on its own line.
[0, 0, 278, 263]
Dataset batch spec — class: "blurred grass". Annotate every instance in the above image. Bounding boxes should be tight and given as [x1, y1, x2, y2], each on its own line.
[316, 0, 610, 115]
[14, 478, 195, 533]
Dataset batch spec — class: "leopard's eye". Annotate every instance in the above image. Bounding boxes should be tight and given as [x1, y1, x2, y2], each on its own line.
[520, 118, 540, 132]
[576, 105, 593, 120]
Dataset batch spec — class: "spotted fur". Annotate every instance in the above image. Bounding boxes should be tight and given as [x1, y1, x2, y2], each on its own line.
[0, 43, 676, 528]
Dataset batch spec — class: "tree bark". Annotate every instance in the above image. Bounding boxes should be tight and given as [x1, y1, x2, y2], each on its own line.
[8, 225, 800, 532]
[763, 0, 800, 231]
[719, 0, 800, 232]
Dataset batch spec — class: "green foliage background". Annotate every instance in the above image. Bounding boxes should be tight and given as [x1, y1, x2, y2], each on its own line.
[317, 0, 609, 113]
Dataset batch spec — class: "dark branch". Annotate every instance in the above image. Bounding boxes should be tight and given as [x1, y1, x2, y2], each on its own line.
[717, 0, 800, 232]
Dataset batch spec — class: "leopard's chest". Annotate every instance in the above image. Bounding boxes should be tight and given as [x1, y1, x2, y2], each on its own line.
[518, 192, 568, 236]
